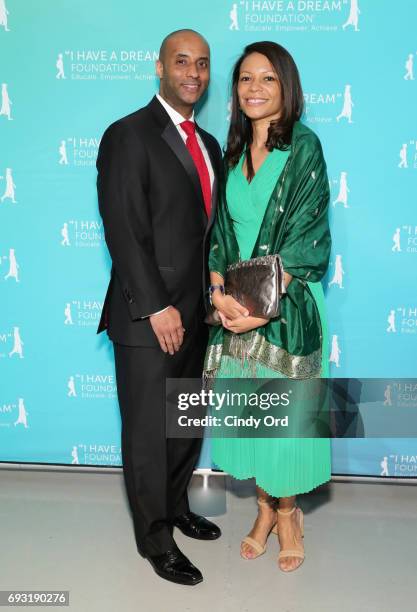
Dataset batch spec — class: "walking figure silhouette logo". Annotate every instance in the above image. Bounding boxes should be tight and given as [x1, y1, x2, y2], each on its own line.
[380, 456, 389, 476]
[398, 144, 408, 169]
[392, 228, 401, 252]
[229, 3, 239, 30]
[61, 222, 70, 246]
[0, 83, 12, 120]
[0, 168, 17, 203]
[329, 335, 341, 368]
[9, 327, 24, 358]
[67, 376, 77, 397]
[71, 446, 79, 464]
[404, 54, 414, 81]
[386, 310, 396, 333]
[342, 0, 360, 32]
[14, 399, 28, 428]
[328, 255, 345, 289]
[56, 53, 66, 79]
[0, 0, 10, 32]
[336, 85, 354, 124]
[59, 140, 68, 165]
[384, 385, 392, 406]
[4, 248, 19, 282]
[333, 172, 349, 208]
[64, 303, 74, 325]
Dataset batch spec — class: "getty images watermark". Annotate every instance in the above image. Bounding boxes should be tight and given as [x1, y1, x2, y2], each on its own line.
[166, 378, 417, 439]
[167, 377, 330, 439]
[177, 387, 292, 430]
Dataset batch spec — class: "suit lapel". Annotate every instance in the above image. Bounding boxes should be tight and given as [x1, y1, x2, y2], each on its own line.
[161, 121, 207, 219]
[149, 96, 220, 228]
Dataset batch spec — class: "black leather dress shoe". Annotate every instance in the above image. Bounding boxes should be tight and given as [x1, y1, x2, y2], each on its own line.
[173, 511, 221, 540]
[146, 546, 203, 586]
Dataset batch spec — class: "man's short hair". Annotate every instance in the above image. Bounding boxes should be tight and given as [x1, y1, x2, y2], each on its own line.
[159, 29, 209, 63]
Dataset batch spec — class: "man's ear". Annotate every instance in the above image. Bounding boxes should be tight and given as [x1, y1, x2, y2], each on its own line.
[156, 60, 163, 79]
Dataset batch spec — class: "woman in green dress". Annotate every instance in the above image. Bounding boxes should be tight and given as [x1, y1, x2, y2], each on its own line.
[204, 42, 332, 572]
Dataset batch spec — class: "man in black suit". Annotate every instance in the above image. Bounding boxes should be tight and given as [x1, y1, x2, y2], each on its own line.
[96, 30, 222, 586]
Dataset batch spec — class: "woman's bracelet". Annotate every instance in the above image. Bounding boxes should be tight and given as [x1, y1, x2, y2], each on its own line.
[208, 284, 225, 306]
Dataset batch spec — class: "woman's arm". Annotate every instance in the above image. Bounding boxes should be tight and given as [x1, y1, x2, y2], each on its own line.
[208, 184, 250, 320]
[210, 271, 249, 320]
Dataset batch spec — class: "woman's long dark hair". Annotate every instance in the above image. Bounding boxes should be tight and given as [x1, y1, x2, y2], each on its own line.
[225, 41, 304, 182]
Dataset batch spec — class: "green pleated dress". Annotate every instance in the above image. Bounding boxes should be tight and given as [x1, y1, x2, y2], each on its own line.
[210, 148, 331, 498]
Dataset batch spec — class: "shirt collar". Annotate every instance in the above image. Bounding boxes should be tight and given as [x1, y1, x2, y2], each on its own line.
[156, 94, 195, 127]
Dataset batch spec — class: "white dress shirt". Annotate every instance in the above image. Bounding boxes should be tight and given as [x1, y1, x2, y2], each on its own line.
[146, 95, 215, 318]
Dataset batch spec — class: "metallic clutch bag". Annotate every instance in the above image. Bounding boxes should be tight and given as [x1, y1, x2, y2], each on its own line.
[205, 254, 286, 326]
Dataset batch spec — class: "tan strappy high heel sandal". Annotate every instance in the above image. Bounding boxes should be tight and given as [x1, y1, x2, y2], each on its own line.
[276, 506, 305, 572]
[240, 498, 278, 560]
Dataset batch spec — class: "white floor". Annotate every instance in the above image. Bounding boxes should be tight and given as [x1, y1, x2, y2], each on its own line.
[0, 468, 416, 612]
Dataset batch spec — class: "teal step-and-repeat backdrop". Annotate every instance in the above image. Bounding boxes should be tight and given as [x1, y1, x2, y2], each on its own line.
[1, 1, 416, 477]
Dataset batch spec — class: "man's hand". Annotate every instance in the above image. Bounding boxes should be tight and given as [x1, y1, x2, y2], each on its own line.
[218, 312, 268, 334]
[149, 306, 184, 355]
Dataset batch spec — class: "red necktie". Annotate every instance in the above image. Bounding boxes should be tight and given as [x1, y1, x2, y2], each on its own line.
[180, 120, 212, 218]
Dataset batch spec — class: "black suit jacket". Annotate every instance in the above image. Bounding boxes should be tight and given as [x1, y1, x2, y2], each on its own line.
[96, 96, 223, 346]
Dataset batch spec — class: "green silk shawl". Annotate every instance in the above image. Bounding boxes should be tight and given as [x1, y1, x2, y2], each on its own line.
[204, 121, 331, 379]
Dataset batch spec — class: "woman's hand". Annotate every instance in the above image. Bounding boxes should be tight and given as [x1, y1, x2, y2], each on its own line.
[284, 271, 293, 289]
[212, 292, 249, 320]
[219, 312, 269, 334]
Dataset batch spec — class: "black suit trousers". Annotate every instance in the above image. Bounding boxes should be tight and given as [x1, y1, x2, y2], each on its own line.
[113, 322, 208, 557]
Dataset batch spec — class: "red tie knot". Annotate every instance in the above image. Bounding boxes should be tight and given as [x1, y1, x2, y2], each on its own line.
[180, 120, 196, 136]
